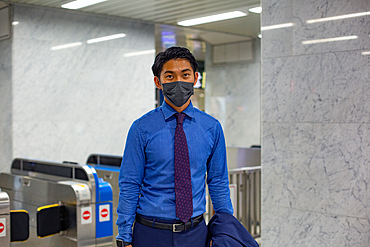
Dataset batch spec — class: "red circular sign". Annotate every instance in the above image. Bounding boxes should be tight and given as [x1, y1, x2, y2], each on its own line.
[82, 211, 91, 220]
[101, 208, 108, 218]
[0, 222, 4, 233]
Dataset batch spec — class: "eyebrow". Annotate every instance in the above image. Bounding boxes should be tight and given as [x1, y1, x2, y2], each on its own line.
[163, 68, 192, 74]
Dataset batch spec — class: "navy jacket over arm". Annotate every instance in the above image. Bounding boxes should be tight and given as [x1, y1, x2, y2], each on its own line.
[207, 212, 259, 247]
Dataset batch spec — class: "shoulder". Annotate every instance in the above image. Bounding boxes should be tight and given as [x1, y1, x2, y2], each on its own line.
[131, 107, 164, 135]
[134, 107, 162, 124]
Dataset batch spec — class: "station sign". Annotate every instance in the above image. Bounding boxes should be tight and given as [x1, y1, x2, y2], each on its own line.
[81, 206, 92, 224]
[0, 218, 5, 237]
[99, 204, 110, 222]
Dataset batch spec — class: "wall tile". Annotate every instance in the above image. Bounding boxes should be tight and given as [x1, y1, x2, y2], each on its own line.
[261, 123, 290, 207]
[6, 5, 155, 169]
[0, 39, 11, 82]
[262, 206, 370, 247]
[261, 0, 293, 58]
[0, 39, 13, 171]
[12, 119, 132, 165]
[261, 56, 295, 122]
[0, 120, 12, 172]
[366, 124, 370, 219]
[0, 84, 11, 122]
[261, 0, 293, 27]
[292, 0, 370, 55]
[262, 0, 370, 245]
[262, 123, 368, 218]
[262, 50, 370, 123]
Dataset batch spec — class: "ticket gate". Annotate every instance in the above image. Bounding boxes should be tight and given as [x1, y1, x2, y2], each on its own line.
[0, 158, 113, 247]
[0, 190, 29, 247]
[0, 191, 10, 246]
[86, 154, 121, 242]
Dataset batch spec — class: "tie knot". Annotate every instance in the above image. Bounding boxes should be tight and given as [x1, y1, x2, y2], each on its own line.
[176, 113, 185, 124]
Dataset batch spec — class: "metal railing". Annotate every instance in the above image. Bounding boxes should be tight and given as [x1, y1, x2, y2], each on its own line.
[206, 166, 261, 238]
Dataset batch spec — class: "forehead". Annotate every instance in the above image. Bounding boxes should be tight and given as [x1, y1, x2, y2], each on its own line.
[161, 59, 193, 74]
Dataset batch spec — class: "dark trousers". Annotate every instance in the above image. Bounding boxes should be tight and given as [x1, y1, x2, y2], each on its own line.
[132, 215, 207, 247]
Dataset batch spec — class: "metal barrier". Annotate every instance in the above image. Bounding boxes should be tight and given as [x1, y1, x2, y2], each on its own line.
[86, 154, 122, 244]
[0, 158, 113, 247]
[0, 190, 29, 247]
[229, 166, 261, 238]
[86, 154, 261, 239]
[207, 166, 261, 238]
[0, 191, 10, 246]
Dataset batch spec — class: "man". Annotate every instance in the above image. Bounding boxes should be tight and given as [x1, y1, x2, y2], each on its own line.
[116, 46, 233, 247]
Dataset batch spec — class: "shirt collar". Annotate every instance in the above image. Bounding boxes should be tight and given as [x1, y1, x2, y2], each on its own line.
[161, 101, 195, 120]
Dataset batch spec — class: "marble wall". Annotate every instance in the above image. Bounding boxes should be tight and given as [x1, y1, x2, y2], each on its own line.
[205, 39, 261, 148]
[261, 0, 370, 246]
[0, 4, 155, 172]
[0, 38, 12, 170]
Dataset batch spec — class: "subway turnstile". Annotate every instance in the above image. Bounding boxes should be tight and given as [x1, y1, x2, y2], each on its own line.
[0, 158, 113, 247]
[86, 154, 121, 243]
[0, 190, 29, 247]
[0, 191, 11, 246]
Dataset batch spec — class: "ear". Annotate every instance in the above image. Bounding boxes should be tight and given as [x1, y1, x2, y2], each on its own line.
[154, 76, 162, 90]
[193, 72, 199, 86]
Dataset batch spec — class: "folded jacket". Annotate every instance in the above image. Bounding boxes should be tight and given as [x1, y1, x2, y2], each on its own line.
[207, 212, 259, 247]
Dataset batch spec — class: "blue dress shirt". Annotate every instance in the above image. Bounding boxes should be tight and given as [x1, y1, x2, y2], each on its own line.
[116, 101, 233, 242]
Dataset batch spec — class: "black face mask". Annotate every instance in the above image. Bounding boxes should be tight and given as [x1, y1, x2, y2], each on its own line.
[161, 81, 194, 107]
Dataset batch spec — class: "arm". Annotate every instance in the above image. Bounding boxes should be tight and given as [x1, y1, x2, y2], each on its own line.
[116, 121, 146, 243]
[206, 122, 234, 214]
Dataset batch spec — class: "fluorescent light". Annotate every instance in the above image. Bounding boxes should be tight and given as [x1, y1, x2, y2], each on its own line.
[307, 11, 370, 23]
[123, 49, 155, 57]
[12, 21, 19, 26]
[249, 6, 262, 14]
[261, 22, 294, 31]
[178, 11, 247, 26]
[258, 34, 262, 38]
[362, 51, 370, 55]
[302, 35, 358, 45]
[51, 42, 83, 51]
[87, 33, 126, 44]
[62, 0, 107, 10]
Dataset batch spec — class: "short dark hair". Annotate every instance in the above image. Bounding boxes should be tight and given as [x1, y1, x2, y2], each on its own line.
[151, 46, 198, 78]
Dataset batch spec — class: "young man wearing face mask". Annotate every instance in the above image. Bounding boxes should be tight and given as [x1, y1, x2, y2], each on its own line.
[116, 46, 233, 247]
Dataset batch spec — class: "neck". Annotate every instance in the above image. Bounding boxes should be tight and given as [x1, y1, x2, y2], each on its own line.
[165, 98, 190, 113]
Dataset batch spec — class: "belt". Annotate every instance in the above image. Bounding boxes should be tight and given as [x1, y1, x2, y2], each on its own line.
[136, 214, 203, 233]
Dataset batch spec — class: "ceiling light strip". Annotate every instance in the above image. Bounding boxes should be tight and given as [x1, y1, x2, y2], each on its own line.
[123, 49, 156, 57]
[178, 11, 247, 27]
[249, 6, 262, 14]
[62, 0, 108, 10]
[87, 33, 126, 44]
[362, 51, 370, 55]
[51, 42, 83, 51]
[302, 35, 358, 45]
[307, 11, 370, 24]
[261, 23, 294, 31]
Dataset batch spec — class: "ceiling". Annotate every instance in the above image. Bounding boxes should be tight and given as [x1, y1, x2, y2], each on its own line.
[4, 0, 261, 59]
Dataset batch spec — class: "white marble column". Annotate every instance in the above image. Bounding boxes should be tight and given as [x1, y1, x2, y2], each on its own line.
[261, 0, 370, 246]
[0, 38, 12, 169]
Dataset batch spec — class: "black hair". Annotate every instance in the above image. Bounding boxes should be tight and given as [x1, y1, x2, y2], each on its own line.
[151, 46, 198, 78]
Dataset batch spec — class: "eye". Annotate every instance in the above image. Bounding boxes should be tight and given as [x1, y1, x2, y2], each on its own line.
[183, 73, 190, 77]
[166, 75, 174, 79]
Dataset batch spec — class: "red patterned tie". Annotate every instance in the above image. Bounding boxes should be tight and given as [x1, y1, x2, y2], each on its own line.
[174, 113, 193, 223]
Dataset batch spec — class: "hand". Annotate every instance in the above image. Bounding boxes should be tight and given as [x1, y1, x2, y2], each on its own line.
[209, 240, 212, 246]
[125, 245, 132, 247]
